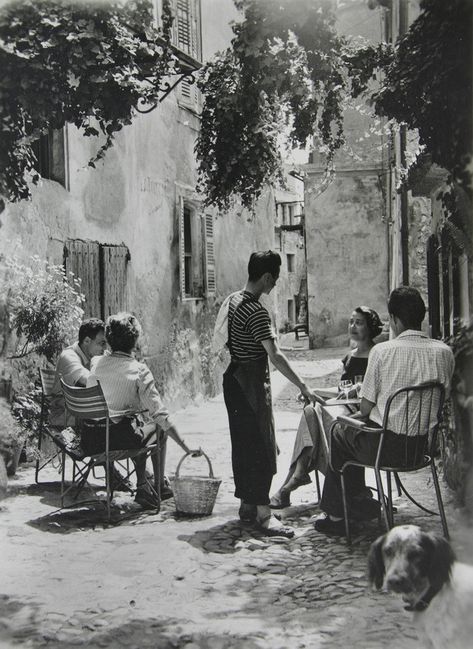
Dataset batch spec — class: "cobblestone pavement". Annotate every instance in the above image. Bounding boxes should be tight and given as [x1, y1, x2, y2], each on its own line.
[0, 349, 471, 649]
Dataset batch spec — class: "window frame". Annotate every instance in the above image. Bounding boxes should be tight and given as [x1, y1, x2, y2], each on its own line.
[177, 195, 215, 300]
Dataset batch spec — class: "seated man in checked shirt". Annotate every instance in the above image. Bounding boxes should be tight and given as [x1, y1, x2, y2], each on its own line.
[86, 312, 200, 510]
[313, 287, 454, 535]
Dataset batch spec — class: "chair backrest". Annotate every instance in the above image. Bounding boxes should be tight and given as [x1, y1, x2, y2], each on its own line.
[382, 381, 445, 451]
[39, 368, 56, 398]
[60, 379, 109, 421]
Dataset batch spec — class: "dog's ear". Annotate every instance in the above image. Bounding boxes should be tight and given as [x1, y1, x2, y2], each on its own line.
[423, 532, 456, 591]
[368, 535, 386, 589]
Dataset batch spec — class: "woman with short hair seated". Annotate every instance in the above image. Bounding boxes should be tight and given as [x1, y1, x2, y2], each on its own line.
[270, 306, 383, 510]
[85, 312, 199, 509]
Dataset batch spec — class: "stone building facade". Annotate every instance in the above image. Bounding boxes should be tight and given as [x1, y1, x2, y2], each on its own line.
[0, 0, 300, 406]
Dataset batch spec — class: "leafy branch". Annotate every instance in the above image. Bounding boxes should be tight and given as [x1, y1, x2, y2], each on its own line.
[3, 254, 85, 362]
[0, 0, 178, 202]
[196, 0, 346, 210]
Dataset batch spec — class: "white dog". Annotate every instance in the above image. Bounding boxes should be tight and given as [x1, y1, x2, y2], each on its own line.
[368, 524, 473, 649]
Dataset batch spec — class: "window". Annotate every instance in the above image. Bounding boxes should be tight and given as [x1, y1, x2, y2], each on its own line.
[31, 128, 67, 188]
[170, 0, 201, 109]
[64, 240, 130, 319]
[171, 0, 201, 60]
[287, 253, 295, 273]
[178, 198, 215, 299]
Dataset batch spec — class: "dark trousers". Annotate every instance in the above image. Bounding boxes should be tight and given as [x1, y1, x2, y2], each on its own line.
[320, 421, 426, 518]
[223, 371, 273, 505]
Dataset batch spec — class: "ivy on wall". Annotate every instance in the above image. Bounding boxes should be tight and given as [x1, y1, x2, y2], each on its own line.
[0, 0, 176, 202]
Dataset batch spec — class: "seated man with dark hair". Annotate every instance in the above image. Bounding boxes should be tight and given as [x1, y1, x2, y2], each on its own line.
[86, 312, 200, 509]
[48, 318, 128, 491]
[49, 318, 106, 428]
[314, 286, 455, 535]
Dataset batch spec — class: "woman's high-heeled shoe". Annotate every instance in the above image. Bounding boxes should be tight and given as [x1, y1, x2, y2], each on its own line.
[269, 474, 311, 509]
[269, 489, 291, 509]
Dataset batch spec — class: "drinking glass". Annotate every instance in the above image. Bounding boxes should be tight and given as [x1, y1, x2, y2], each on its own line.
[338, 379, 353, 400]
[354, 375, 364, 398]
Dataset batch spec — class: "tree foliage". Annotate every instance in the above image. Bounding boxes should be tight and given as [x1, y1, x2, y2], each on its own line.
[0, 0, 176, 202]
[197, 0, 472, 209]
[372, 0, 472, 196]
[196, 0, 346, 210]
[3, 254, 84, 361]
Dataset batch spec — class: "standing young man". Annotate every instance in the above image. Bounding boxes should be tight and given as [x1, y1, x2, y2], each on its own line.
[223, 250, 318, 537]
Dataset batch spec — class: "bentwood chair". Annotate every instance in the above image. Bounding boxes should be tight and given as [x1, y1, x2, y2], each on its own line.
[331, 381, 448, 544]
[60, 379, 161, 520]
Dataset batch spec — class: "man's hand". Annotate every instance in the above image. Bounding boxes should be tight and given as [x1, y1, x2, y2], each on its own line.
[298, 385, 321, 406]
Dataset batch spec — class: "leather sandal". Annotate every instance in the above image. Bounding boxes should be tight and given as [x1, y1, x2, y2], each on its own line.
[269, 490, 291, 509]
[255, 515, 295, 538]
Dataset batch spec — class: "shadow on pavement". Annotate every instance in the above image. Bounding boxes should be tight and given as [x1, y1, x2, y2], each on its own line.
[0, 596, 264, 649]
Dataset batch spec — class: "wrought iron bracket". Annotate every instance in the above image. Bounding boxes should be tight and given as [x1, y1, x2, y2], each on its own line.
[136, 69, 198, 114]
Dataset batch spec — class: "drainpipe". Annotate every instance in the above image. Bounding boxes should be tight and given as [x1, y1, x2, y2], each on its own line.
[399, 0, 409, 285]
[400, 125, 409, 285]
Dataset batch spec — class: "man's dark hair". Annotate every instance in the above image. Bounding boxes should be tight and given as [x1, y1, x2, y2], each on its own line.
[248, 250, 281, 281]
[78, 318, 105, 344]
[388, 286, 426, 330]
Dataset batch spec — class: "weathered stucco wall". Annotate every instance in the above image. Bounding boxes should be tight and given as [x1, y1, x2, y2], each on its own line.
[408, 194, 432, 307]
[0, 88, 276, 407]
[304, 171, 388, 348]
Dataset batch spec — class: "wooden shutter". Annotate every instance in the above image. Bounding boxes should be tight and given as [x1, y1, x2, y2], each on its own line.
[203, 213, 215, 296]
[172, 0, 200, 58]
[101, 245, 129, 319]
[178, 196, 186, 298]
[171, 0, 201, 108]
[64, 240, 101, 318]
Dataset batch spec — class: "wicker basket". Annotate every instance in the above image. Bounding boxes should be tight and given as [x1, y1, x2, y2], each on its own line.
[172, 451, 221, 516]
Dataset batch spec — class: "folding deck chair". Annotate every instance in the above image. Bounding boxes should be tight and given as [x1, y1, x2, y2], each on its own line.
[35, 368, 87, 484]
[60, 379, 161, 519]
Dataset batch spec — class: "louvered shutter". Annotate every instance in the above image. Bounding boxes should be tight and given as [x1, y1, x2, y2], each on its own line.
[64, 240, 101, 318]
[203, 213, 215, 296]
[171, 0, 201, 108]
[178, 196, 186, 298]
[102, 245, 129, 319]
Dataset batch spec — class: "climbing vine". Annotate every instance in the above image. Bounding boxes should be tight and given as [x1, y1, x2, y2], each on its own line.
[196, 0, 347, 210]
[0, 0, 176, 202]
[196, 0, 472, 209]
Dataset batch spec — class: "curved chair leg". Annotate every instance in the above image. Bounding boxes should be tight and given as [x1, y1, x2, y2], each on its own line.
[374, 467, 390, 532]
[386, 471, 394, 527]
[340, 470, 351, 545]
[394, 472, 402, 497]
[314, 470, 321, 503]
[430, 461, 450, 539]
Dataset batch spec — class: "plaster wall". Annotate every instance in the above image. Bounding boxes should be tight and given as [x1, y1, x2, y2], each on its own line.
[0, 91, 275, 406]
[303, 1, 389, 347]
[304, 171, 388, 348]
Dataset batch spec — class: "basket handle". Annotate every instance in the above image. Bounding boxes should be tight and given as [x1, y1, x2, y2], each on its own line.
[175, 450, 214, 478]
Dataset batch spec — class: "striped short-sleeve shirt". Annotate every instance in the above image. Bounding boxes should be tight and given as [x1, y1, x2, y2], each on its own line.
[228, 290, 275, 361]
